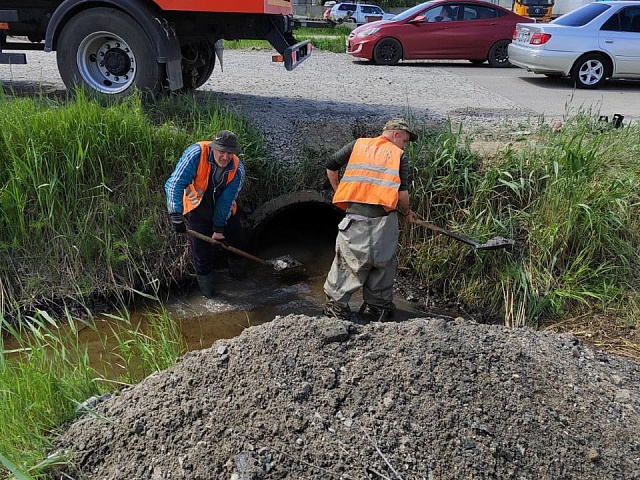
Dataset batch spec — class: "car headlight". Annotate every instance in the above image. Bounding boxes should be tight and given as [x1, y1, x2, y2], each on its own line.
[357, 27, 381, 37]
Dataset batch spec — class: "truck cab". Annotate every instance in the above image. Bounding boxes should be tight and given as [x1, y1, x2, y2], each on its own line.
[512, 0, 554, 20]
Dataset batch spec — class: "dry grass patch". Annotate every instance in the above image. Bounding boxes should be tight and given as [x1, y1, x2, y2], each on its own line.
[546, 314, 640, 362]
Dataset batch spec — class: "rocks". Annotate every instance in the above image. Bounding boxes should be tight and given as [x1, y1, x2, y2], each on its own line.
[53, 315, 640, 479]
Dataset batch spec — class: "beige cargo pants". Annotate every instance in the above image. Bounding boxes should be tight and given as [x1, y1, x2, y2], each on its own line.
[323, 212, 399, 319]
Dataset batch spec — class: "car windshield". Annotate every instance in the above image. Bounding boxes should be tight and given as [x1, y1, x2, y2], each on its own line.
[393, 1, 433, 21]
[552, 2, 611, 26]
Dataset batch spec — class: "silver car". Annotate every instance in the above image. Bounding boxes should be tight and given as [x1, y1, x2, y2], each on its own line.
[508, 1, 640, 88]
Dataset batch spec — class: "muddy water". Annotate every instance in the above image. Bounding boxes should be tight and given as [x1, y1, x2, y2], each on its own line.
[168, 237, 337, 351]
[3, 235, 424, 375]
[165, 233, 424, 350]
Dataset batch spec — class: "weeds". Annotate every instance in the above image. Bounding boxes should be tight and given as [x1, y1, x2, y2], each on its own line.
[0, 89, 266, 317]
[224, 25, 351, 54]
[0, 304, 185, 478]
[406, 117, 640, 328]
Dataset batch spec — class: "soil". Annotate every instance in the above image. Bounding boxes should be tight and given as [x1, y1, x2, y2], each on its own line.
[53, 315, 640, 479]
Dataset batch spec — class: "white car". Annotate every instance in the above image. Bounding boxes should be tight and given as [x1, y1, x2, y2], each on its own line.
[329, 3, 395, 25]
[508, 1, 640, 88]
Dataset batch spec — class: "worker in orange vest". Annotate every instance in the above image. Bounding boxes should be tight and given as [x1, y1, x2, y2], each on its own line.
[323, 118, 417, 322]
[165, 130, 247, 298]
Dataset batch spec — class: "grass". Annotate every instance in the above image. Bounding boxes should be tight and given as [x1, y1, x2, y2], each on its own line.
[0, 304, 185, 478]
[404, 116, 640, 332]
[225, 25, 351, 54]
[0, 89, 271, 317]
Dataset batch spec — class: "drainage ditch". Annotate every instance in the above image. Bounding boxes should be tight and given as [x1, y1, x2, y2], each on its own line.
[4, 192, 430, 376]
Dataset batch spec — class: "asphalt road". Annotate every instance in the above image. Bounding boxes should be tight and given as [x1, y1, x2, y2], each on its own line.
[435, 60, 640, 123]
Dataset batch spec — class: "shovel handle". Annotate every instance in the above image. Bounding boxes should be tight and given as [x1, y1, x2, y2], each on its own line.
[412, 219, 480, 248]
[186, 229, 269, 266]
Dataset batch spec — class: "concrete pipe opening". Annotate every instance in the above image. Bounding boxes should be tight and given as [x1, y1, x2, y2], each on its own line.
[248, 191, 343, 276]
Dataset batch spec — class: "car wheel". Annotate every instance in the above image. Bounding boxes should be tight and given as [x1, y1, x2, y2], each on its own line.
[181, 40, 216, 90]
[571, 53, 609, 89]
[373, 38, 402, 66]
[487, 40, 511, 68]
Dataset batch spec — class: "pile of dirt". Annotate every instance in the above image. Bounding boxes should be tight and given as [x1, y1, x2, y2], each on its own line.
[53, 315, 640, 479]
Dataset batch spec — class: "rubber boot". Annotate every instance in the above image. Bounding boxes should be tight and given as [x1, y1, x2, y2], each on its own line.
[323, 297, 352, 321]
[363, 302, 396, 322]
[196, 271, 216, 298]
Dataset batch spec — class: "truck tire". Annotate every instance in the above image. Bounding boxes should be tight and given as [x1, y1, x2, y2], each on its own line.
[56, 8, 163, 96]
[571, 53, 609, 89]
[373, 38, 402, 66]
[181, 41, 216, 90]
[487, 40, 511, 68]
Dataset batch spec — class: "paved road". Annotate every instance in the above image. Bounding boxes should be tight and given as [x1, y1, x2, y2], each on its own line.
[436, 60, 640, 123]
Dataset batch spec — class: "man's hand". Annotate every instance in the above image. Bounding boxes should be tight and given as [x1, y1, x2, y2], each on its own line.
[212, 232, 228, 247]
[169, 213, 186, 234]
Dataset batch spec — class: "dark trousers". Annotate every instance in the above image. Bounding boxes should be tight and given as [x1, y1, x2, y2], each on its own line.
[186, 211, 247, 276]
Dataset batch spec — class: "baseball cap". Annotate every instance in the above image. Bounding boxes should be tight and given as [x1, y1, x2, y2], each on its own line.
[211, 130, 239, 154]
[383, 118, 418, 142]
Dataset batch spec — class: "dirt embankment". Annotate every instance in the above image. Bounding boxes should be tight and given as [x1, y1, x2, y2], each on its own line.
[53, 315, 640, 479]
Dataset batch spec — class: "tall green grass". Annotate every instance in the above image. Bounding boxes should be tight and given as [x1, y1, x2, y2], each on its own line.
[0, 305, 185, 478]
[405, 116, 640, 327]
[0, 90, 265, 317]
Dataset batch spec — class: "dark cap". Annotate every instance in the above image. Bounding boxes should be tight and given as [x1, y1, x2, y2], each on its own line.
[383, 118, 418, 142]
[211, 130, 239, 154]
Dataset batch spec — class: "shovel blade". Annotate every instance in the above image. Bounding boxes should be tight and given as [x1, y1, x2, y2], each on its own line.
[267, 255, 304, 273]
[475, 236, 515, 250]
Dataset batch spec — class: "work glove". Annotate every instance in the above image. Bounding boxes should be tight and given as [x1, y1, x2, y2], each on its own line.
[169, 212, 186, 234]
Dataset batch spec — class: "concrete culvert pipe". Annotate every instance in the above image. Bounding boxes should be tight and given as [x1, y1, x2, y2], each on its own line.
[248, 191, 343, 277]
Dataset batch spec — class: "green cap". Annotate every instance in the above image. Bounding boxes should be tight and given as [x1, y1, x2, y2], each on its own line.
[383, 118, 418, 142]
[211, 130, 239, 154]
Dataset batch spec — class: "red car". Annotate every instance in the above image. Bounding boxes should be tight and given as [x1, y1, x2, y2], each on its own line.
[347, 0, 534, 66]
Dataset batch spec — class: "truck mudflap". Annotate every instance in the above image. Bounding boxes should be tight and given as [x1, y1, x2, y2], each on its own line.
[0, 9, 27, 64]
[283, 40, 311, 71]
[0, 50, 26, 64]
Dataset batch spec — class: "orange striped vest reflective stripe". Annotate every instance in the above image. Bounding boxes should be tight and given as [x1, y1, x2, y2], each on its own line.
[182, 141, 239, 215]
[332, 136, 402, 212]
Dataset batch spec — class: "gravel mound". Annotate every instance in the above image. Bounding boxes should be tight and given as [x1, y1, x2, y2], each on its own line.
[53, 315, 640, 479]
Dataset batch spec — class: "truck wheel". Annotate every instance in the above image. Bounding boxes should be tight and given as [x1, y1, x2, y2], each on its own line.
[571, 53, 609, 89]
[56, 8, 163, 96]
[487, 40, 511, 68]
[373, 38, 402, 66]
[181, 41, 216, 90]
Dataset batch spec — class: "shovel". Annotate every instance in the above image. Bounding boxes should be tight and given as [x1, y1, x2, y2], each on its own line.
[413, 219, 515, 251]
[186, 229, 303, 273]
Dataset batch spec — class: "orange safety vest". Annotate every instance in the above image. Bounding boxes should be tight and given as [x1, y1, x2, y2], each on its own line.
[333, 136, 402, 212]
[182, 141, 239, 215]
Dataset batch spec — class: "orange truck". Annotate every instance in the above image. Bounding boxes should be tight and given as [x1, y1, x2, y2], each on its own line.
[0, 0, 311, 96]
